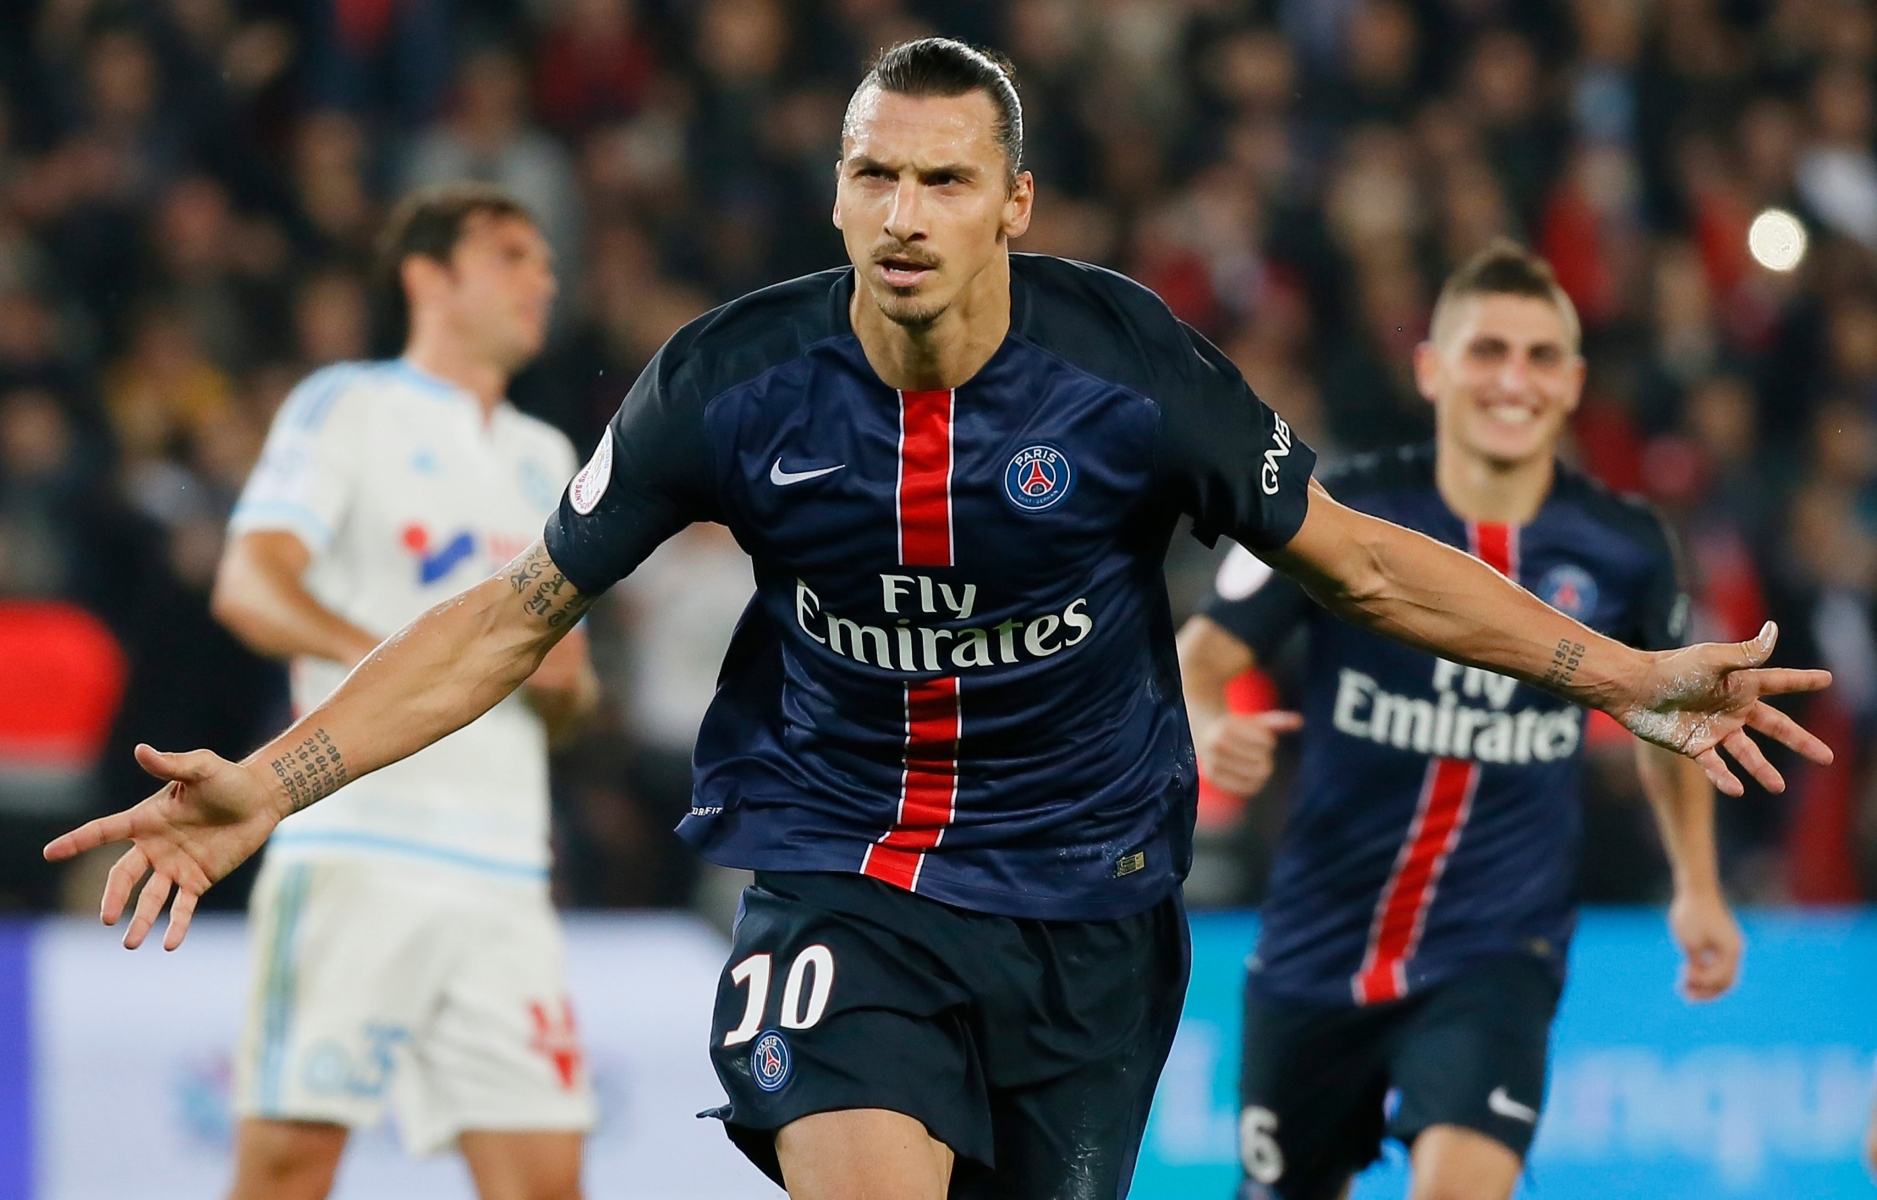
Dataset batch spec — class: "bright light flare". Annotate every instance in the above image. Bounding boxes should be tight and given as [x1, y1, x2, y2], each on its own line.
[1747, 208, 1807, 272]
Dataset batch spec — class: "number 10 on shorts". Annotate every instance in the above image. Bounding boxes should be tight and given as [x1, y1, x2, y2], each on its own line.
[723, 945, 837, 1046]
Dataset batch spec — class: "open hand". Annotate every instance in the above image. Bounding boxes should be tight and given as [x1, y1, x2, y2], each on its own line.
[1667, 888, 1743, 1002]
[1196, 710, 1305, 798]
[42, 745, 285, 950]
[1619, 622, 1834, 797]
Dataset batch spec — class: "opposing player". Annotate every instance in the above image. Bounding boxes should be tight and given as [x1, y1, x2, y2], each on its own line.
[1178, 242, 1746, 1200]
[206, 184, 599, 1200]
[49, 41, 1829, 1200]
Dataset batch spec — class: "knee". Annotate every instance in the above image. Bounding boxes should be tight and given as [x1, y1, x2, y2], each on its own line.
[230, 1128, 344, 1200]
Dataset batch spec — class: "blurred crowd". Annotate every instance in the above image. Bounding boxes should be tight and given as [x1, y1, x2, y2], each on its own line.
[0, 0, 1874, 913]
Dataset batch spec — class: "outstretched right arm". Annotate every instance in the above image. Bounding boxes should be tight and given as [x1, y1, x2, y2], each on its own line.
[43, 540, 592, 950]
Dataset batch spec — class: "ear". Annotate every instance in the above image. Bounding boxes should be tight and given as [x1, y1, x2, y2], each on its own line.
[1561, 354, 1587, 416]
[1002, 171, 1035, 240]
[400, 254, 445, 310]
[1412, 340, 1441, 405]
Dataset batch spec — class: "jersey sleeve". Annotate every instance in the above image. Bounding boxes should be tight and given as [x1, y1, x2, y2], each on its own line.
[543, 340, 721, 595]
[1627, 509, 1693, 652]
[227, 365, 367, 552]
[1153, 321, 1317, 551]
[1202, 544, 1316, 662]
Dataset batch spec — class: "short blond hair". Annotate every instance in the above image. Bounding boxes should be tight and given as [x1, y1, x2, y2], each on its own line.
[1429, 239, 1581, 353]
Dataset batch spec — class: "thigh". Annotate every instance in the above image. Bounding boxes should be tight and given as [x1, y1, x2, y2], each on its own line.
[968, 895, 1190, 1200]
[233, 860, 443, 1129]
[412, 886, 597, 1156]
[1238, 985, 1394, 1200]
[1385, 956, 1560, 1161]
[775, 1108, 955, 1200]
[706, 873, 990, 1188]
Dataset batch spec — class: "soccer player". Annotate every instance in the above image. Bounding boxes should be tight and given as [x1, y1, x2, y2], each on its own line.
[206, 184, 599, 1200]
[49, 40, 1830, 1200]
[1177, 242, 1745, 1200]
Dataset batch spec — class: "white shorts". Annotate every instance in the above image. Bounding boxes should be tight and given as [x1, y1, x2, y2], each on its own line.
[233, 855, 597, 1154]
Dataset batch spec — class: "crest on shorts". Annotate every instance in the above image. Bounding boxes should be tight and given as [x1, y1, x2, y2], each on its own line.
[1003, 444, 1074, 512]
[1537, 563, 1598, 621]
[750, 1030, 792, 1092]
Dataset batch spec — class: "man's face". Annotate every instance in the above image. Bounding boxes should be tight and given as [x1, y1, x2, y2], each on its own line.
[1415, 293, 1584, 467]
[429, 213, 556, 369]
[834, 86, 1032, 328]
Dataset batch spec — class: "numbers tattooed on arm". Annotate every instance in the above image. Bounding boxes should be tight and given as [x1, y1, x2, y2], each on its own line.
[1542, 638, 1586, 691]
[506, 542, 596, 630]
[269, 728, 348, 814]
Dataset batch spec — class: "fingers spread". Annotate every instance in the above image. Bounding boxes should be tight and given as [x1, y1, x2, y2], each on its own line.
[164, 888, 200, 951]
[1746, 701, 1835, 766]
[123, 872, 173, 951]
[101, 846, 148, 926]
[1695, 747, 1744, 797]
[1723, 728, 1784, 793]
[43, 811, 136, 862]
[1741, 667, 1834, 700]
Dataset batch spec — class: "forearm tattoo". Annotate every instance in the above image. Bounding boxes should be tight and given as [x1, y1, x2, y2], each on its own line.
[1542, 638, 1587, 691]
[507, 542, 596, 630]
[268, 728, 348, 814]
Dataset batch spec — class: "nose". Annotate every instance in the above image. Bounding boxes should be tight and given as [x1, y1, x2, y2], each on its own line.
[884, 176, 925, 243]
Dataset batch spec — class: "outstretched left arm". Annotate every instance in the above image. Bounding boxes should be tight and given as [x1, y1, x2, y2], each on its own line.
[1259, 483, 1835, 795]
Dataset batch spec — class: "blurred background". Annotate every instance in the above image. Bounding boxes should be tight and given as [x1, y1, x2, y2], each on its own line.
[0, 0, 1873, 1195]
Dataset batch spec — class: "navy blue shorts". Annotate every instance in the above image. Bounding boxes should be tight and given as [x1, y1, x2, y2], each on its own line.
[705, 870, 1189, 1198]
[1239, 955, 1560, 1200]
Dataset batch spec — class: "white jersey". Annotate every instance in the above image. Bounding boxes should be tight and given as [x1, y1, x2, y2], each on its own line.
[229, 359, 578, 879]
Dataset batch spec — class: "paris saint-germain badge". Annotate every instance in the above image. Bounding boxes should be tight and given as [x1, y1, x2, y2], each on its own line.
[1004, 444, 1074, 512]
[1537, 563, 1598, 621]
[750, 1030, 792, 1092]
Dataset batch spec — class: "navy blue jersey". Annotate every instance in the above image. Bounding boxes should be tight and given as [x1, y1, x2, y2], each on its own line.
[1205, 444, 1688, 1007]
[546, 256, 1316, 920]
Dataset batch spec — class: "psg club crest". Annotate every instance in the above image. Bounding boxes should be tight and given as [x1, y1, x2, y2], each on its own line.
[1003, 444, 1074, 512]
[750, 1030, 792, 1092]
[1537, 563, 1598, 620]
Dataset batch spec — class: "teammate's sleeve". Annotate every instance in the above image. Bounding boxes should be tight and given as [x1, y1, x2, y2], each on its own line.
[1152, 321, 1317, 551]
[227, 366, 366, 551]
[543, 342, 721, 594]
[1628, 508, 1694, 652]
[1202, 544, 1316, 661]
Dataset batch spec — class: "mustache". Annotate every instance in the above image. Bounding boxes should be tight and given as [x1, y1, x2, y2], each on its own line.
[872, 244, 941, 269]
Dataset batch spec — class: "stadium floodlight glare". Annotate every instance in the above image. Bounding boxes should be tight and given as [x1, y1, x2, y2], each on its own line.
[1747, 208, 1807, 272]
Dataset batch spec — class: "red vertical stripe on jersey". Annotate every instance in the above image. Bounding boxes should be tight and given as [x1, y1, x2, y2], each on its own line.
[864, 389, 960, 891]
[1350, 521, 1514, 1004]
[897, 389, 954, 567]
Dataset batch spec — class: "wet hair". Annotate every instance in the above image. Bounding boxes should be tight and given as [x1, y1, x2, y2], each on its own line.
[371, 182, 534, 351]
[844, 37, 1025, 184]
[1429, 238, 1581, 352]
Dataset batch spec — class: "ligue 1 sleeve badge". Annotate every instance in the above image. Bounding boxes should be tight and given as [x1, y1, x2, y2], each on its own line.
[750, 1030, 793, 1092]
[569, 427, 613, 515]
[1003, 444, 1074, 512]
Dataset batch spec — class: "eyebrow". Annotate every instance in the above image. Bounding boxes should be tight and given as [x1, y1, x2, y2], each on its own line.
[847, 155, 981, 181]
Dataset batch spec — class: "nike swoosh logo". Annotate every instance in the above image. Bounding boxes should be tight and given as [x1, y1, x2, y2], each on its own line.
[1488, 1087, 1538, 1124]
[771, 458, 845, 486]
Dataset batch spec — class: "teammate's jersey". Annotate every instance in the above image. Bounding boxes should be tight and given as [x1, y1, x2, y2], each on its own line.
[1205, 444, 1688, 1007]
[545, 256, 1316, 920]
[230, 359, 579, 879]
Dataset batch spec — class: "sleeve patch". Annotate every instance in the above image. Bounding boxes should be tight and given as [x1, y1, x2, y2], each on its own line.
[569, 428, 614, 515]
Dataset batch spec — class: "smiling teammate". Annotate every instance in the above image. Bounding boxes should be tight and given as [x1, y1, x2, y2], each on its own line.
[1179, 243, 1746, 1200]
[207, 184, 599, 1200]
[48, 42, 1830, 1200]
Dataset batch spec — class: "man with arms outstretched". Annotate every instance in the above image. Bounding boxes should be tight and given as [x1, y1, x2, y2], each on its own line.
[51, 41, 1829, 1200]
[1180, 242, 1745, 1200]
[208, 184, 599, 1200]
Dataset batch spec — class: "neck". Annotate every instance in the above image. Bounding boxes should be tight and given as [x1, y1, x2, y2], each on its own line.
[1435, 433, 1554, 527]
[850, 250, 1011, 391]
[402, 328, 508, 419]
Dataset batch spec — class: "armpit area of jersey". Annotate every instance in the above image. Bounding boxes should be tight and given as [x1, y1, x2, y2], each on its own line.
[544, 257, 1318, 921]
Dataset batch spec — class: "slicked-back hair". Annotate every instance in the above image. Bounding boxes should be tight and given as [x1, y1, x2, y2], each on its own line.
[844, 37, 1025, 185]
[1429, 238, 1582, 353]
[371, 182, 535, 351]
